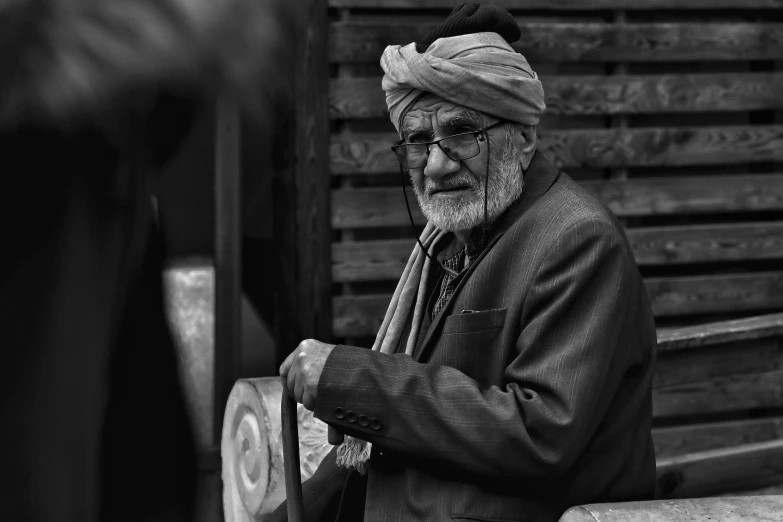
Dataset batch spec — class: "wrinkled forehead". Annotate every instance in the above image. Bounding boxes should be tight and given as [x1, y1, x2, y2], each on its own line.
[401, 93, 485, 135]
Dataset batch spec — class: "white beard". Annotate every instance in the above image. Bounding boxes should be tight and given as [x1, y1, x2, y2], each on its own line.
[411, 135, 524, 233]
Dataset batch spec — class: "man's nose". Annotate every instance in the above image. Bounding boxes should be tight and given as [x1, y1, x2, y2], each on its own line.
[423, 143, 461, 180]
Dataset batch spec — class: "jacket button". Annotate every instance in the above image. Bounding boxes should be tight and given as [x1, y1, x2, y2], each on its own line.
[334, 407, 345, 419]
[358, 414, 369, 427]
[370, 418, 382, 430]
[346, 411, 357, 423]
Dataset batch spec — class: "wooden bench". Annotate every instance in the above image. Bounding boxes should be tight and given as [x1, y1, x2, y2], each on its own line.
[326, 0, 783, 506]
[218, 319, 783, 522]
[652, 314, 783, 499]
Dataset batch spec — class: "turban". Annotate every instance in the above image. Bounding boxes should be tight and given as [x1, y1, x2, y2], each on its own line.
[380, 5, 546, 134]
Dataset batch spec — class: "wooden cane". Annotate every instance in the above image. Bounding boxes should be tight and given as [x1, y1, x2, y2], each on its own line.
[281, 393, 304, 522]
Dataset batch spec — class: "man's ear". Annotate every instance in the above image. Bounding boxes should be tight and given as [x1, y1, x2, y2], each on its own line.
[518, 125, 537, 170]
[520, 125, 537, 153]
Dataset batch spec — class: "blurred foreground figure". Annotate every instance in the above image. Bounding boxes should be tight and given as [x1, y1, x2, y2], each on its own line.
[0, 0, 294, 520]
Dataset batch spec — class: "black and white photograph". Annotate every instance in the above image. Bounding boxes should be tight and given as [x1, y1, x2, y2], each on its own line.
[2, 1, 782, 521]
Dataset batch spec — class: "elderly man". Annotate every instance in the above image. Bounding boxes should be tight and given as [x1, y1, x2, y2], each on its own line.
[275, 4, 657, 521]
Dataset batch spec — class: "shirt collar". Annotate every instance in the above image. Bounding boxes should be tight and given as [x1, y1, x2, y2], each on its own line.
[436, 226, 489, 270]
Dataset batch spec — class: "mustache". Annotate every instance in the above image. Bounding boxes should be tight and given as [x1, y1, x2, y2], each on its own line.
[423, 174, 478, 195]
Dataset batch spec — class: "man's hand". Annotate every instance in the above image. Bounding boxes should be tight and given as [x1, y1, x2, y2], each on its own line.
[279, 339, 336, 411]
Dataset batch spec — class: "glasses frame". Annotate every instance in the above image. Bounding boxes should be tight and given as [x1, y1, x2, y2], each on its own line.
[391, 120, 505, 169]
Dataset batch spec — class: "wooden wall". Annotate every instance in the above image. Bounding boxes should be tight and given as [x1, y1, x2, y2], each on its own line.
[328, 0, 783, 346]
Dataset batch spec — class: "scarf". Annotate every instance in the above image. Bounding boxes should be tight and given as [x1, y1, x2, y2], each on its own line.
[335, 223, 447, 473]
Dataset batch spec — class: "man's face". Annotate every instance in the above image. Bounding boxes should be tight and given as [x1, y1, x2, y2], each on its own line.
[400, 93, 525, 234]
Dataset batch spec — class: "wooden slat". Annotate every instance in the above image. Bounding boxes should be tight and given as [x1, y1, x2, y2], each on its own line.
[331, 22, 783, 63]
[332, 222, 783, 282]
[655, 439, 783, 499]
[332, 175, 783, 228]
[654, 337, 782, 389]
[630, 222, 783, 266]
[652, 338, 783, 423]
[333, 239, 414, 283]
[657, 312, 783, 351]
[331, 73, 783, 119]
[647, 271, 783, 317]
[334, 294, 389, 338]
[331, 0, 783, 8]
[333, 272, 783, 336]
[653, 370, 783, 417]
[652, 417, 783, 459]
[331, 126, 783, 174]
[333, 187, 421, 228]
[582, 174, 783, 217]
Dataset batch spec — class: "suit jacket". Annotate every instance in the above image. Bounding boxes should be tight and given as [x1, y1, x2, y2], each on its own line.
[273, 151, 657, 522]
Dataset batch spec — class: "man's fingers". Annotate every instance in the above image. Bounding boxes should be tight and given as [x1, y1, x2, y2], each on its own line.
[279, 341, 325, 408]
[302, 390, 315, 412]
[279, 349, 297, 379]
[280, 375, 293, 397]
[293, 368, 306, 406]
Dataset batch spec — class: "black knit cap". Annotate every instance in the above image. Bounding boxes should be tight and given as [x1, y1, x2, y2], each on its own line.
[415, 3, 521, 53]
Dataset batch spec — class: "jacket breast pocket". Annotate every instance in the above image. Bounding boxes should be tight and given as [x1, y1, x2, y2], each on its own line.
[435, 308, 507, 384]
[442, 307, 507, 335]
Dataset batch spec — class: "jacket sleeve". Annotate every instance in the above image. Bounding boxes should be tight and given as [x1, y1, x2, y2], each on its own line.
[313, 218, 648, 479]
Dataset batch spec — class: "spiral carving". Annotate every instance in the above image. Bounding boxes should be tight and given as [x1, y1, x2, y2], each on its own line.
[234, 406, 269, 516]
[222, 378, 332, 521]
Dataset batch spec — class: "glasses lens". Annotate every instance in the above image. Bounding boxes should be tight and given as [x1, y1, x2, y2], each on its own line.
[395, 144, 429, 168]
[440, 134, 479, 162]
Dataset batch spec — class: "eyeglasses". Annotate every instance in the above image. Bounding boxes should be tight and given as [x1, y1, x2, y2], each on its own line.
[391, 120, 504, 169]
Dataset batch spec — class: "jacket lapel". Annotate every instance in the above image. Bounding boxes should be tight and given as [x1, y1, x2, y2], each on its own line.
[413, 151, 561, 362]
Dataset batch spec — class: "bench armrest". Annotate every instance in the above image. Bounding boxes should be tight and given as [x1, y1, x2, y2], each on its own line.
[559, 496, 783, 521]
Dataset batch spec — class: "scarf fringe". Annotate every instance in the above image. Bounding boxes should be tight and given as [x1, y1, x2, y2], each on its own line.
[335, 436, 372, 475]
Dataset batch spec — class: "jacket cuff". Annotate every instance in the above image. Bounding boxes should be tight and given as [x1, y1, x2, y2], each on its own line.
[314, 345, 386, 438]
